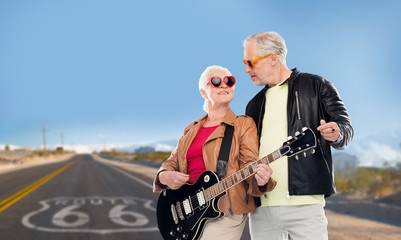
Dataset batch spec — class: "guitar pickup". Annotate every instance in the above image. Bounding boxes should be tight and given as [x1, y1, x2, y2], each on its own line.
[197, 191, 206, 207]
[182, 198, 192, 215]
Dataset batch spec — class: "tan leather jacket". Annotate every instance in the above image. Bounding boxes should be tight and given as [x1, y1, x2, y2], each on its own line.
[153, 109, 276, 215]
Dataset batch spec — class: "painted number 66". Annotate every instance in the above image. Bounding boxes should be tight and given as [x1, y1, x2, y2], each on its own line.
[52, 204, 148, 227]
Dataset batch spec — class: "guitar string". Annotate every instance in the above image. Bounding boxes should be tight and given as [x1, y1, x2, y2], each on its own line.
[173, 130, 314, 216]
[186, 155, 273, 209]
[189, 133, 314, 205]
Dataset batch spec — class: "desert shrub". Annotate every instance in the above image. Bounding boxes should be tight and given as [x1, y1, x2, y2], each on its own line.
[132, 151, 171, 162]
[335, 166, 401, 197]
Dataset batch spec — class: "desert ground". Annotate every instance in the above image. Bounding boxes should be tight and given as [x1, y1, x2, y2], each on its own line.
[1, 154, 401, 239]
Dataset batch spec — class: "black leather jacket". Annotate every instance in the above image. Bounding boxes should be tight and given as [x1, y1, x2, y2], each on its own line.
[246, 69, 353, 200]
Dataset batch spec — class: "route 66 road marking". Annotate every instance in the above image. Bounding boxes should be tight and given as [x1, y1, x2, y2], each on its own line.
[21, 196, 158, 234]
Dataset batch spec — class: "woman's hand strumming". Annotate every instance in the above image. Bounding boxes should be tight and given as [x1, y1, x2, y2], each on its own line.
[159, 171, 189, 190]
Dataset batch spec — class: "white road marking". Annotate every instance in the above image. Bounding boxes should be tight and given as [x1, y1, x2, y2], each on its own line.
[92, 154, 155, 189]
[21, 196, 158, 234]
[108, 164, 153, 189]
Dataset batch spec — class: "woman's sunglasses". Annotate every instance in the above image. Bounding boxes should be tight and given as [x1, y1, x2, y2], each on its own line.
[208, 76, 236, 88]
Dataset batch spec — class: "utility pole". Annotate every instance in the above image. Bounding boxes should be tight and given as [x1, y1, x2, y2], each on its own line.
[60, 132, 64, 149]
[41, 122, 48, 152]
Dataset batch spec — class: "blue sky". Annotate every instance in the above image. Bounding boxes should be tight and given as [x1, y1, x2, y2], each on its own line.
[1, 0, 401, 166]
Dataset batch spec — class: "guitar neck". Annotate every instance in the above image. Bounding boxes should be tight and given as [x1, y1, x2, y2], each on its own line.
[204, 149, 282, 201]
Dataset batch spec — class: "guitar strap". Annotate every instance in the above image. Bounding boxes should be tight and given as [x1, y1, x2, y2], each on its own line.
[216, 125, 234, 179]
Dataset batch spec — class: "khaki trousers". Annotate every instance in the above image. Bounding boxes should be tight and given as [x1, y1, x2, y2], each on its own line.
[249, 204, 328, 240]
[200, 214, 248, 240]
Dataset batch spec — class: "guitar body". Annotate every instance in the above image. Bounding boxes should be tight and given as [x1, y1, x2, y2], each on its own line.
[156, 127, 317, 240]
[157, 171, 225, 240]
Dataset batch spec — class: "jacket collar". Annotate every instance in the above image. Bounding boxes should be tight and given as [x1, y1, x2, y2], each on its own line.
[281, 68, 300, 85]
[263, 68, 300, 90]
[195, 108, 237, 127]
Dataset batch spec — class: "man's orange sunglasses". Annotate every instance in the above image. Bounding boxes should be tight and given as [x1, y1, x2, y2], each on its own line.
[242, 53, 275, 69]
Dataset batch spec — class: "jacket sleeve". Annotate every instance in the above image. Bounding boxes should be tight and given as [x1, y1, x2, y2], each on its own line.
[238, 117, 276, 196]
[320, 79, 353, 150]
[153, 122, 196, 192]
[152, 143, 180, 192]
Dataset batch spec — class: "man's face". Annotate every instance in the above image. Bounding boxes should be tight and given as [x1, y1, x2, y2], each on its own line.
[243, 41, 272, 86]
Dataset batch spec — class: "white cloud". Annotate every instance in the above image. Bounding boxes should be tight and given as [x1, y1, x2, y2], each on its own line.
[63, 145, 94, 154]
[60, 143, 133, 154]
[1, 140, 177, 155]
[354, 141, 401, 167]
[155, 144, 174, 152]
[0, 144, 22, 151]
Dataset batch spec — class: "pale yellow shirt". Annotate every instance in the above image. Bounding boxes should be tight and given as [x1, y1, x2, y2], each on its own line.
[259, 80, 325, 206]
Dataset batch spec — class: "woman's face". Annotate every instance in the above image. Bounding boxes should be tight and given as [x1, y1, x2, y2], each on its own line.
[202, 70, 235, 109]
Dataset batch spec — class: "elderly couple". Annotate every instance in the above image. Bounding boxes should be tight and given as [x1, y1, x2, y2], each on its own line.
[153, 31, 353, 240]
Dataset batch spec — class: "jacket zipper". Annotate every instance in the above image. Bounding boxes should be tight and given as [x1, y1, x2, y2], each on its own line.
[317, 139, 331, 173]
[295, 91, 301, 120]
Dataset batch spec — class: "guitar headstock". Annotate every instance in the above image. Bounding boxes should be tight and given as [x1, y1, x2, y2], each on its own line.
[280, 127, 316, 158]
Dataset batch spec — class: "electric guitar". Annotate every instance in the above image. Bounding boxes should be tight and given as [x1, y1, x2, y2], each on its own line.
[156, 127, 316, 240]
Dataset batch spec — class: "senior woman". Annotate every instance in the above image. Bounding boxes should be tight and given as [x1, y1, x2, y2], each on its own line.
[153, 65, 276, 240]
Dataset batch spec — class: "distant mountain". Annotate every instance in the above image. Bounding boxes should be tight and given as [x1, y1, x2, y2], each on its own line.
[105, 132, 401, 168]
[332, 152, 358, 170]
[148, 128, 401, 168]
[335, 126, 401, 168]
[118, 139, 178, 153]
[3, 125, 400, 168]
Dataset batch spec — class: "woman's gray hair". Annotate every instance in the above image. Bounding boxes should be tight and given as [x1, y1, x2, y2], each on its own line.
[199, 65, 232, 113]
[243, 32, 288, 64]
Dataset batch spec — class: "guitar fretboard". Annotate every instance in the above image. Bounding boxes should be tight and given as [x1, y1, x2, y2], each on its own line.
[203, 149, 282, 201]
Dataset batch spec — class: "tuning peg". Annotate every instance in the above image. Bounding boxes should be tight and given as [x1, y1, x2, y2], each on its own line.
[302, 127, 308, 131]
[303, 152, 307, 157]
[310, 149, 315, 154]
[287, 136, 293, 140]
[295, 155, 299, 160]
[295, 131, 300, 136]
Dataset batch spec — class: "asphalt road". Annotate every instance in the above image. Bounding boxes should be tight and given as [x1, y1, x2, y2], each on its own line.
[0, 154, 163, 240]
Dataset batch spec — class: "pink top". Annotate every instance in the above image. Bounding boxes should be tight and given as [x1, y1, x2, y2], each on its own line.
[186, 125, 219, 184]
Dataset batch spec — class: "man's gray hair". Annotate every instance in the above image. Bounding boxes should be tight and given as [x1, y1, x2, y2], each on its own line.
[243, 32, 288, 64]
[199, 65, 232, 113]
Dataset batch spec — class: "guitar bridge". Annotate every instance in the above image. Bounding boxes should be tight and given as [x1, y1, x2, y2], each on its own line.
[170, 204, 179, 224]
[176, 202, 185, 220]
